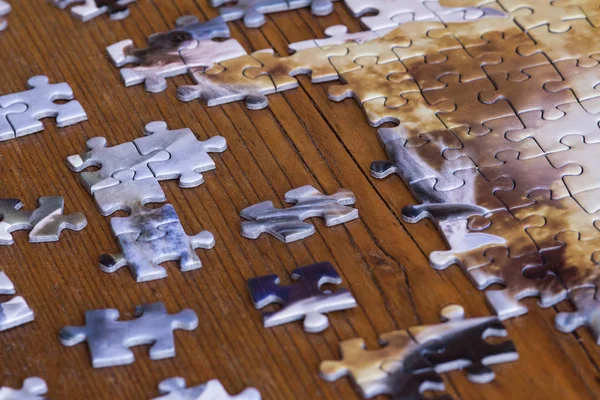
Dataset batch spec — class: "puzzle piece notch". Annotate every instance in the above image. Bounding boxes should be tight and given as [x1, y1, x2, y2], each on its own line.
[0, 377, 48, 400]
[248, 262, 357, 332]
[240, 185, 359, 243]
[59, 302, 198, 368]
[99, 220, 215, 282]
[0, 197, 87, 245]
[0, 75, 87, 137]
[134, 121, 228, 188]
[154, 377, 262, 400]
[50, 0, 136, 22]
[0, 271, 34, 332]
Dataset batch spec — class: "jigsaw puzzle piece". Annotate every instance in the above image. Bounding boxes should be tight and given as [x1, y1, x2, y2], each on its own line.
[147, 15, 231, 43]
[212, 0, 289, 28]
[92, 171, 166, 216]
[240, 185, 358, 242]
[0, 377, 48, 400]
[499, 0, 585, 32]
[0, 76, 87, 137]
[100, 220, 215, 282]
[134, 121, 227, 188]
[424, 0, 506, 23]
[288, 25, 382, 53]
[409, 305, 519, 383]
[110, 204, 179, 241]
[0, 103, 27, 142]
[480, 150, 581, 209]
[52, 0, 136, 22]
[154, 377, 262, 400]
[180, 38, 247, 72]
[427, 14, 521, 48]
[177, 55, 276, 110]
[67, 136, 169, 194]
[0, 271, 34, 332]
[467, 247, 567, 319]
[248, 262, 356, 332]
[544, 59, 600, 105]
[344, 0, 437, 30]
[555, 287, 600, 343]
[288, 0, 338, 16]
[518, 19, 600, 68]
[60, 303, 198, 367]
[0, 1, 10, 32]
[552, 0, 600, 22]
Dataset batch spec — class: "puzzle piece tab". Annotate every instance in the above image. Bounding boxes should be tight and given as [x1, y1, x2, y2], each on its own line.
[0, 377, 48, 400]
[154, 378, 262, 400]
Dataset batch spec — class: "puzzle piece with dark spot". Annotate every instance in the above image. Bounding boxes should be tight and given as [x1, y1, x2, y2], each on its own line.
[99, 220, 215, 282]
[153, 377, 262, 400]
[0, 377, 48, 400]
[0, 75, 87, 137]
[0, 197, 87, 245]
[110, 204, 179, 241]
[248, 262, 356, 332]
[240, 185, 358, 243]
[49, 0, 136, 21]
[0, 271, 34, 332]
[59, 302, 198, 368]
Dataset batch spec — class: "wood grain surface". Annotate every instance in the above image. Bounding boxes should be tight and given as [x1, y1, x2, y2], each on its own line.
[0, 1, 599, 399]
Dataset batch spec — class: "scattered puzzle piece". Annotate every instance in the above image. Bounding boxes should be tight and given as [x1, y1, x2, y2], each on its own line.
[0, 377, 48, 400]
[0, 271, 34, 332]
[240, 185, 359, 243]
[49, 0, 136, 22]
[248, 262, 357, 332]
[154, 377, 262, 400]
[60, 302, 198, 367]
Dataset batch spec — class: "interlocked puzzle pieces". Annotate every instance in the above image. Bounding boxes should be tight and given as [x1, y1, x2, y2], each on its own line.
[248, 262, 357, 332]
[59, 302, 198, 368]
[320, 305, 518, 399]
[49, 0, 136, 21]
[67, 122, 222, 282]
[154, 377, 262, 400]
[0, 1, 10, 31]
[0, 76, 87, 140]
[240, 185, 359, 243]
[0, 197, 86, 245]
[0, 378, 48, 400]
[0, 271, 34, 332]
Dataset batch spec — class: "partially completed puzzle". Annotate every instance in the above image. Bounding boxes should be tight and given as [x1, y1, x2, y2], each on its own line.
[115, 0, 600, 342]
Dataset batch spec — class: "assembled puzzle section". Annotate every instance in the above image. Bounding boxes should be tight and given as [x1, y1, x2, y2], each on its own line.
[67, 121, 225, 282]
[59, 302, 198, 368]
[153, 377, 261, 400]
[0, 76, 87, 141]
[320, 305, 518, 399]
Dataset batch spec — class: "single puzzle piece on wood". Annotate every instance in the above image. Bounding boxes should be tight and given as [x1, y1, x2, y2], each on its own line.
[92, 171, 167, 216]
[0, 271, 34, 332]
[0, 1, 10, 32]
[321, 305, 517, 398]
[134, 121, 227, 188]
[0, 377, 48, 400]
[110, 204, 179, 241]
[0, 75, 87, 137]
[60, 302, 198, 368]
[177, 55, 276, 110]
[49, 0, 136, 22]
[248, 262, 357, 332]
[154, 377, 262, 400]
[100, 220, 215, 282]
[240, 185, 359, 243]
[0, 197, 87, 245]
[66, 136, 169, 194]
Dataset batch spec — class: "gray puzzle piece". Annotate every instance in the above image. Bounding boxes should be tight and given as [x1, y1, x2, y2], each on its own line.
[92, 170, 166, 216]
[288, 0, 337, 16]
[0, 76, 87, 137]
[59, 302, 198, 368]
[99, 220, 215, 282]
[110, 203, 179, 241]
[0, 377, 48, 400]
[148, 16, 231, 43]
[0, 197, 87, 245]
[0, 271, 34, 332]
[50, 0, 136, 22]
[212, 0, 289, 28]
[248, 262, 357, 332]
[66, 136, 169, 194]
[0, 102, 26, 142]
[0, 1, 10, 32]
[240, 185, 359, 243]
[134, 121, 227, 188]
[154, 377, 262, 400]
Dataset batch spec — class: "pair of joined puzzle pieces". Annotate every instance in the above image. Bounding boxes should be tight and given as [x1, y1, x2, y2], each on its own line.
[67, 121, 224, 282]
[240, 185, 359, 243]
[320, 305, 518, 399]
[0, 76, 87, 141]
[106, 16, 247, 93]
[60, 302, 197, 368]
[154, 377, 261, 400]
[0, 197, 86, 245]
[248, 262, 357, 332]
[0, 271, 34, 332]
[49, 0, 135, 22]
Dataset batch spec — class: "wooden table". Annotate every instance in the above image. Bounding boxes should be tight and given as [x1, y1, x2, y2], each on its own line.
[0, 1, 598, 399]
